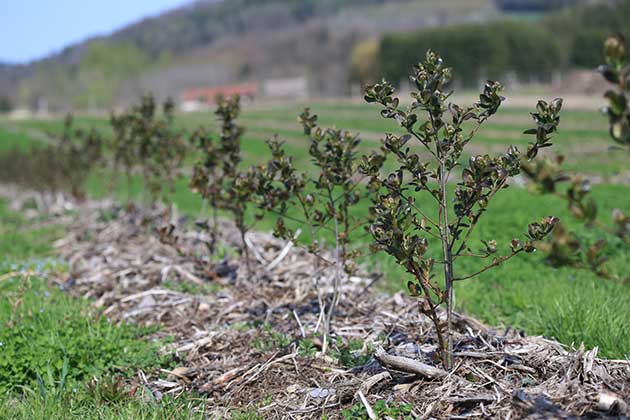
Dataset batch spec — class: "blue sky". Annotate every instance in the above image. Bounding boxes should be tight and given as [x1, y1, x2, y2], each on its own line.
[0, 0, 193, 64]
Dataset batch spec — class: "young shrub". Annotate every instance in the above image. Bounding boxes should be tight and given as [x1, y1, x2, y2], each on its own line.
[110, 108, 136, 197]
[0, 147, 60, 194]
[0, 115, 103, 199]
[361, 50, 560, 368]
[599, 34, 630, 241]
[189, 126, 222, 251]
[599, 34, 630, 152]
[520, 155, 629, 280]
[518, 35, 630, 281]
[53, 114, 104, 200]
[110, 94, 187, 205]
[190, 95, 259, 274]
[254, 112, 384, 353]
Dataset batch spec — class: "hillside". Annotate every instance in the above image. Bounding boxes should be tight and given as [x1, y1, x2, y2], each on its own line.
[2, 0, 498, 111]
[0, 0, 611, 111]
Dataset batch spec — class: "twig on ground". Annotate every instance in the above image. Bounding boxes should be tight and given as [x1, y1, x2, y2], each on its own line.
[357, 391, 377, 420]
[374, 347, 448, 378]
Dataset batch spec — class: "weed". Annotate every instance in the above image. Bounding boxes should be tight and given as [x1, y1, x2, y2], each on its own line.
[252, 325, 292, 352]
[342, 399, 413, 420]
[85, 375, 130, 405]
[297, 339, 317, 358]
[332, 338, 371, 368]
[190, 95, 259, 273]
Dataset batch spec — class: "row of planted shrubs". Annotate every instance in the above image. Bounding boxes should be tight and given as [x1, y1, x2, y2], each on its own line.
[0, 36, 628, 368]
[0, 97, 186, 203]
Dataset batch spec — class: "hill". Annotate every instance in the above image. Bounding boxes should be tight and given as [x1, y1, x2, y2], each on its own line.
[1, 0, 499, 111]
[2, 0, 611, 111]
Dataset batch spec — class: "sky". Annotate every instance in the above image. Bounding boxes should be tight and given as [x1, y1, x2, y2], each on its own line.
[0, 0, 194, 64]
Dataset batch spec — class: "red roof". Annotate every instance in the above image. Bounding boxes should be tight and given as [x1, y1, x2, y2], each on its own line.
[181, 82, 258, 102]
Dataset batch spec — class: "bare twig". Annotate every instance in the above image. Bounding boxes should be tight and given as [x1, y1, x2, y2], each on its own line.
[374, 347, 447, 378]
[357, 391, 377, 420]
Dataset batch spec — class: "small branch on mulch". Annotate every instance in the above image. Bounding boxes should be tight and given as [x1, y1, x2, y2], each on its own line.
[374, 347, 447, 379]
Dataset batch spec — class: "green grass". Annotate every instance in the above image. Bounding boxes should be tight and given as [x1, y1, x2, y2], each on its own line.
[3, 103, 622, 177]
[0, 276, 168, 394]
[0, 392, 210, 420]
[0, 126, 45, 152]
[0, 199, 212, 418]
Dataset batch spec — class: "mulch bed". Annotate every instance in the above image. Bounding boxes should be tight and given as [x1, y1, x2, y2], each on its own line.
[5, 186, 630, 419]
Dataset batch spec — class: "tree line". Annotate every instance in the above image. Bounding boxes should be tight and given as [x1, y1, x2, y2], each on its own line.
[352, 0, 629, 87]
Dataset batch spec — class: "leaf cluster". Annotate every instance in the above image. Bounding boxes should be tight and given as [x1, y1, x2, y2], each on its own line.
[522, 156, 600, 225]
[536, 223, 615, 280]
[599, 34, 630, 149]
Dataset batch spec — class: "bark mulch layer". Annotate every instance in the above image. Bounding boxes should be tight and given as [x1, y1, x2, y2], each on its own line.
[6, 188, 630, 419]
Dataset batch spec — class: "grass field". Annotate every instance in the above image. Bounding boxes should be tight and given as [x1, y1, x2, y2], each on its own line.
[0, 100, 629, 363]
[6, 100, 627, 177]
